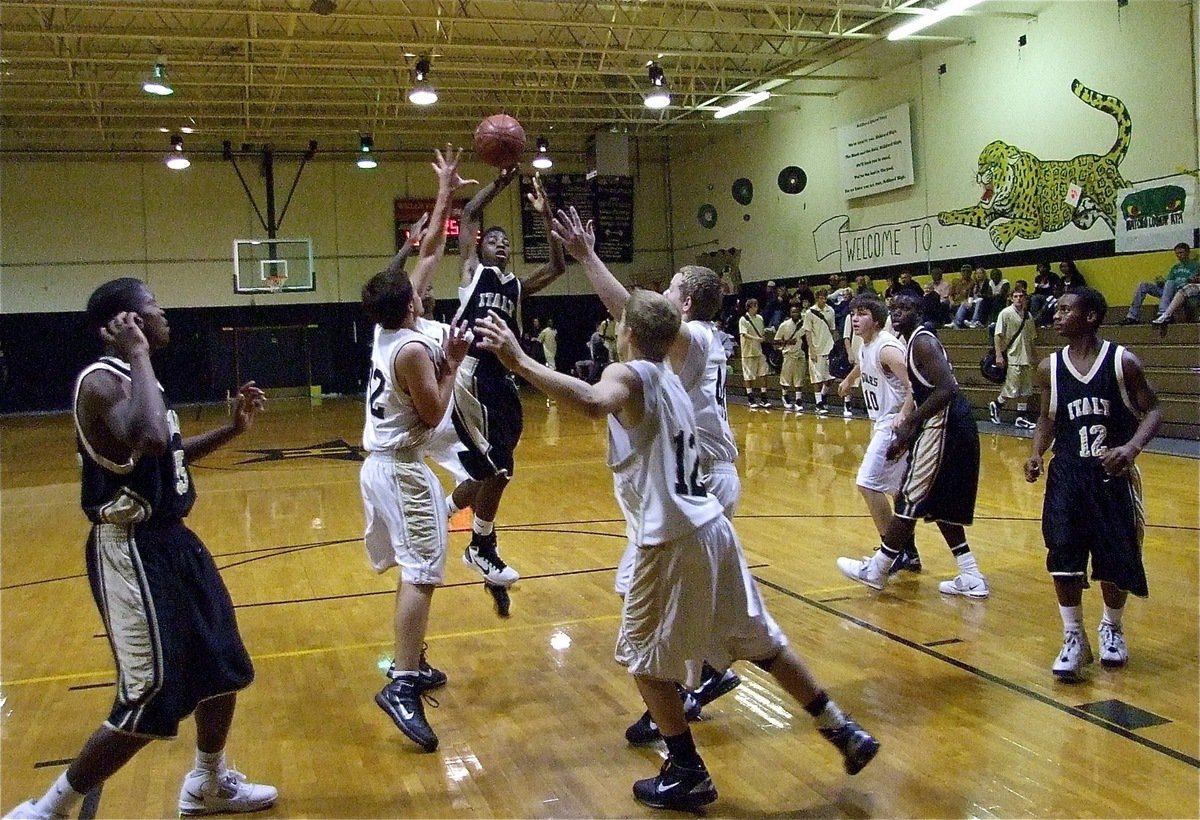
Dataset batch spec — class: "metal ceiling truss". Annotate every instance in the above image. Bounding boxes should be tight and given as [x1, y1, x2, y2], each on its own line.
[0, 0, 1029, 158]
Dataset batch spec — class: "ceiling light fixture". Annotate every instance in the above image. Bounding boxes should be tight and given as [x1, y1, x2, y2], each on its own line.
[165, 133, 190, 170]
[887, 0, 987, 41]
[408, 58, 438, 106]
[356, 134, 378, 169]
[644, 62, 670, 109]
[713, 90, 770, 119]
[532, 136, 553, 170]
[142, 61, 174, 96]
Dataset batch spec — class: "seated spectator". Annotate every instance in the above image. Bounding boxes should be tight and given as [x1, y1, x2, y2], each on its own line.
[953, 268, 988, 328]
[1120, 243, 1197, 324]
[893, 269, 925, 300]
[827, 274, 854, 325]
[1037, 279, 1066, 327]
[763, 280, 787, 329]
[573, 322, 611, 383]
[1030, 261, 1061, 321]
[922, 267, 952, 325]
[1058, 259, 1086, 290]
[977, 268, 1011, 326]
[1150, 266, 1200, 330]
[854, 274, 878, 296]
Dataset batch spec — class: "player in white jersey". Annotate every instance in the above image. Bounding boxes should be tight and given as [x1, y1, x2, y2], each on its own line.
[837, 294, 921, 573]
[474, 290, 879, 813]
[550, 209, 743, 729]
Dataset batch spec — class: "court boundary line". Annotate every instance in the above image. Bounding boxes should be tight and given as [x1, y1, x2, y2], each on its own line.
[754, 575, 1200, 770]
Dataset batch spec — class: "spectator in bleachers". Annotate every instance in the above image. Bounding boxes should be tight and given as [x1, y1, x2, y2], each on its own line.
[922, 267, 952, 326]
[573, 321, 610, 383]
[1030, 261, 1061, 322]
[953, 268, 989, 328]
[1058, 259, 1087, 290]
[1120, 243, 1197, 325]
[1150, 268, 1200, 330]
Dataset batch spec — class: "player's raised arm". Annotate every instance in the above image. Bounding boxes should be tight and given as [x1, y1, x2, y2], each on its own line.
[459, 166, 517, 286]
[410, 144, 477, 296]
[551, 205, 630, 316]
[522, 174, 566, 295]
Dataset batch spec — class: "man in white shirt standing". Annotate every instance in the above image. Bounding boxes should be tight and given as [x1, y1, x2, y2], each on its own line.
[989, 288, 1037, 428]
[801, 289, 838, 415]
[774, 303, 806, 412]
[739, 298, 771, 408]
[536, 318, 558, 372]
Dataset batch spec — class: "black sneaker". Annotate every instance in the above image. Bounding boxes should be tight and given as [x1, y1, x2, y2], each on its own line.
[632, 757, 717, 811]
[820, 717, 880, 775]
[486, 581, 511, 617]
[887, 549, 923, 576]
[625, 690, 702, 744]
[463, 536, 519, 586]
[375, 677, 438, 752]
[693, 667, 741, 707]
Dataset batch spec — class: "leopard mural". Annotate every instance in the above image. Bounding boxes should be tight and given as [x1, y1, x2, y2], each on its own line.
[937, 79, 1131, 251]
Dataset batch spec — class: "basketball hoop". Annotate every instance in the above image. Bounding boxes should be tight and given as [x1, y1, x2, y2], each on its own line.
[264, 274, 287, 293]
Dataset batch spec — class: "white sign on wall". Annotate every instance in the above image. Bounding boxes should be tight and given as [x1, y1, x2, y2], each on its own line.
[837, 103, 915, 199]
[1114, 174, 1198, 252]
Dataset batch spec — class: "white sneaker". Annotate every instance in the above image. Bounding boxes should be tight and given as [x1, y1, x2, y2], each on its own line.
[836, 556, 887, 591]
[938, 573, 990, 599]
[988, 400, 1001, 425]
[178, 768, 278, 816]
[3, 800, 65, 819]
[1014, 416, 1037, 429]
[1098, 622, 1128, 668]
[463, 544, 520, 586]
[1052, 629, 1095, 681]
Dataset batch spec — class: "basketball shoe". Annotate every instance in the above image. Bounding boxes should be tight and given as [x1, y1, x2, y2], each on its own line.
[486, 581, 511, 617]
[375, 676, 438, 752]
[836, 555, 888, 590]
[937, 573, 990, 598]
[1098, 622, 1128, 668]
[819, 717, 880, 775]
[632, 758, 717, 811]
[1052, 629, 1095, 681]
[988, 400, 1002, 425]
[693, 664, 741, 707]
[463, 534, 519, 586]
[386, 643, 446, 692]
[625, 690, 702, 745]
[178, 768, 278, 815]
[3, 800, 66, 819]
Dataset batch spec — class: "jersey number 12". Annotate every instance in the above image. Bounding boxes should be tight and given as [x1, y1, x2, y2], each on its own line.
[672, 431, 705, 497]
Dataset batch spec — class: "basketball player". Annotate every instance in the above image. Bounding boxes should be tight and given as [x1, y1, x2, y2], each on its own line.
[836, 294, 920, 572]
[444, 168, 565, 609]
[360, 265, 471, 752]
[549, 206, 742, 741]
[473, 292, 879, 812]
[836, 294, 989, 599]
[739, 297, 771, 407]
[5, 280, 275, 820]
[801, 288, 838, 415]
[1023, 287, 1161, 680]
[774, 302, 806, 412]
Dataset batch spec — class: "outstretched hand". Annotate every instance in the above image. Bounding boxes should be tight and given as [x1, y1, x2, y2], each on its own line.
[407, 212, 430, 246]
[432, 144, 477, 193]
[473, 310, 524, 370]
[550, 206, 596, 259]
[527, 172, 549, 215]
[232, 381, 266, 433]
[443, 320, 472, 371]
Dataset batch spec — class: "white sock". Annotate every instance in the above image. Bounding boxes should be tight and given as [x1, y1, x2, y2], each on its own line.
[814, 391, 823, 404]
[33, 772, 85, 817]
[196, 749, 225, 774]
[1059, 605, 1083, 633]
[472, 517, 494, 538]
[955, 551, 981, 577]
[795, 392, 803, 405]
[868, 546, 894, 574]
[1101, 605, 1124, 629]
[813, 699, 847, 731]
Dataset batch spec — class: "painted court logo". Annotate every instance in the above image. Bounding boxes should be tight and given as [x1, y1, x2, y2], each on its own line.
[1120, 185, 1186, 231]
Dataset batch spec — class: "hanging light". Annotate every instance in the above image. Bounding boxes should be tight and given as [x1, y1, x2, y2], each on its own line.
[713, 90, 770, 119]
[531, 136, 553, 170]
[644, 62, 670, 109]
[165, 133, 190, 170]
[142, 61, 174, 96]
[408, 58, 438, 106]
[356, 134, 378, 169]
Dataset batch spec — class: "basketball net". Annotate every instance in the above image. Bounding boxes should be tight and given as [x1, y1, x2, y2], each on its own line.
[265, 274, 287, 293]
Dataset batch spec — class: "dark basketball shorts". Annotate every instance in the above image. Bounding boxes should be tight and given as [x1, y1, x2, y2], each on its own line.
[1042, 457, 1148, 597]
[451, 356, 524, 481]
[894, 397, 979, 527]
[86, 520, 254, 738]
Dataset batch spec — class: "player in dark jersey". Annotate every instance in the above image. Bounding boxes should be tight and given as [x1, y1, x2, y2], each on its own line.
[1024, 287, 1161, 680]
[446, 168, 565, 615]
[5, 279, 275, 820]
[837, 294, 990, 600]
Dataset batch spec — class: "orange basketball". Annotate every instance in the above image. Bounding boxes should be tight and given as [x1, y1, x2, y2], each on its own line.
[474, 114, 526, 168]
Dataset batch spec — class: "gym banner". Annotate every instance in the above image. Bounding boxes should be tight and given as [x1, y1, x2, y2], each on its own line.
[1114, 174, 1198, 252]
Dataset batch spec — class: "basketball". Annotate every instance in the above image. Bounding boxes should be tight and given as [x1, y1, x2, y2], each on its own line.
[474, 114, 526, 168]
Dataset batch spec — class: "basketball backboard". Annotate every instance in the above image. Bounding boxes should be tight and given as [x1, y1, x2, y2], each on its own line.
[234, 238, 316, 293]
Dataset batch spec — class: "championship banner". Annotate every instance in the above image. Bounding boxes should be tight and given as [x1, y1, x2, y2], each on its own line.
[1115, 174, 1198, 252]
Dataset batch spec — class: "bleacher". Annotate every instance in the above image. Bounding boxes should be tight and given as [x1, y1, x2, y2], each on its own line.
[730, 313, 1200, 441]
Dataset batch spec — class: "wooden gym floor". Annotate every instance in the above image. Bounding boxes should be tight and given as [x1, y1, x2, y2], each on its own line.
[1, 394, 1197, 818]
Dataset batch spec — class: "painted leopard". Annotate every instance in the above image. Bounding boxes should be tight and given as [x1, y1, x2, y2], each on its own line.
[938, 79, 1131, 250]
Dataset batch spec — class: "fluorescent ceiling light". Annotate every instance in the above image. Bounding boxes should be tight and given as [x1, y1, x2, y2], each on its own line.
[713, 90, 770, 119]
[887, 0, 987, 41]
